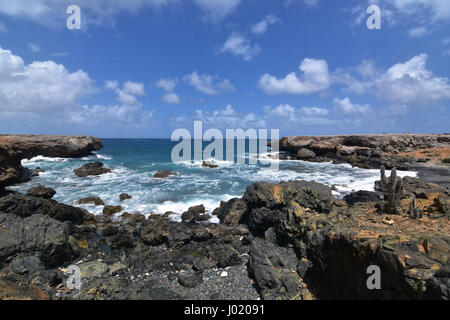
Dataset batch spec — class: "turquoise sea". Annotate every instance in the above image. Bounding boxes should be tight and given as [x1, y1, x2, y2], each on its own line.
[9, 139, 416, 221]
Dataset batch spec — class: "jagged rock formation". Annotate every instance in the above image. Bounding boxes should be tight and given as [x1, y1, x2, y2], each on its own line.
[0, 135, 102, 189]
[279, 134, 450, 170]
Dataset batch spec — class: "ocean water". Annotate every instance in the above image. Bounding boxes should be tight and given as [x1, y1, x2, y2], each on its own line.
[8, 139, 417, 222]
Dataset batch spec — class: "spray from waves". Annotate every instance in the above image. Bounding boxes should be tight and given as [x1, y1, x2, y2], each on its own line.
[22, 152, 112, 166]
[10, 140, 418, 223]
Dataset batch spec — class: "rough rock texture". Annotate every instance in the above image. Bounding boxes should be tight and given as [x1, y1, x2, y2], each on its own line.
[279, 134, 450, 170]
[217, 179, 450, 300]
[154, 170, 177, 179]
[0, 175, 448, 300]
[26, 185, 56, 200]
[77, 196, 105, 206]
[0, 135, 102, 189]
[0, 191, 86, 224]
[73, 162, 111, 178]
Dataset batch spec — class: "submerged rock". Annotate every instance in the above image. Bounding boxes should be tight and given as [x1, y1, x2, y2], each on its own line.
[202, 161, 219, 168]
[154, 170, 177, 179]
[119, 193, 132, 202]
[77, 196, 105, 206]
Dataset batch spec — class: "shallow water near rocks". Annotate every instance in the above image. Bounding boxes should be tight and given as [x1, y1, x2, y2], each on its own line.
[8, 139, 417, 221]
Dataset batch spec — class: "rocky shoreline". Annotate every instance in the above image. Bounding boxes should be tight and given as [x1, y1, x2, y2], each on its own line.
[0, 135, 449, 300]
[0, 135, 102, 189]
[279, 134, 450, 169]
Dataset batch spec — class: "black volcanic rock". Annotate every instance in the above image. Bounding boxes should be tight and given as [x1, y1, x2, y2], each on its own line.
[74, 162, 112, 177]
[0, 135, 102, 189]
[343, 191, 381, 206]
[26, 185, 56, 200]
[0, 192, 86, 224]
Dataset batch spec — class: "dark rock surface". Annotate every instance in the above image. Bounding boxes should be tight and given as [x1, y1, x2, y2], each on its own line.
[154, 170, 177, 179]
[0, 135, 102, 189]
[0, 177, 448, 301]
[279, 134, 450, 170]
[26, 185, 56, 199]
[77, 196, 105, 206]
[344, 191, 381, 206]
[74, 162, 112, 178]
[0, 191, 86, 223]
[119, 193, 132, 202]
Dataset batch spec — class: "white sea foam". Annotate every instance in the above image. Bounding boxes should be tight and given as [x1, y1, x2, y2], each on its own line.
[13, 147, 418, 224]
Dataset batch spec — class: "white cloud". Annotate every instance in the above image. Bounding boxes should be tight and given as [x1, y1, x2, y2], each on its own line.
[263, 104, 333, 125]
[190, 104, 266, 128]
[220, 33, 261, 61]
[192, 0, 241, 21]
[388, 0, 450, 22]
[259, 58, 330, 95]
[375, 54, 450, 104]
[105, 80, 119, 90]
[0, 46, 153, 127]
[183, 71, 235, 95]
[285, 0, 319, 6]
[122, 81, 146, 96]
[0, 0, 241, 27]
[156, 78, 177, 92]
[263, 104, 297, 121]
[444, 49, 450, 57]
[161, 92, 180, 104]
[28, 43, 41, 52]
[299, 106, 330, 116]
[156, 78, 180, 104]
[251, 15, 279, 35]
[0, 46, 94, 113]
[333, 97, 373, 116]
[334, 54, 450, 106]
[68, 104, 154, 126]
[408, 26, 428, 37]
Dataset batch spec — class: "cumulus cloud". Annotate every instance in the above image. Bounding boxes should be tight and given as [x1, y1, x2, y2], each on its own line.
[0, 0, 241, 27]
[251, 15, 279, 35]
[0, 46, 94, 113]
[156, 78, 177, 92]
[220, 33, 261, 61]
[188, 104, 266, 129]
[333, 97, 373, 116]
[156, 78, 180, 104]
[259, 58, 330, 95]
[0, 46, 153, 127]
[183, 71, 235, 95]
[334, 54, 450, 106]
[263, 104, 334, 125]
[192, 0, 241, 21]
[28, 43, 41, 52]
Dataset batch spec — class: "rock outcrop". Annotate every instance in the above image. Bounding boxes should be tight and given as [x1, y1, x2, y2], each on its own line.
[74, 162, 112, 178]
[218, 179, 450, 300]
[279, 134, 450, 170]
[0, 135, 102, 189]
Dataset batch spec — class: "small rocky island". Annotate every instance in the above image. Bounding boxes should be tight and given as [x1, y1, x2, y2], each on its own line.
[0, 134, 449, 300]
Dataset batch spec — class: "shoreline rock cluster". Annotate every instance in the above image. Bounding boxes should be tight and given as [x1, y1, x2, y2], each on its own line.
[0, 135, 102, 189]
[279, 134, 450, 170]
[0, 134, 449, 300]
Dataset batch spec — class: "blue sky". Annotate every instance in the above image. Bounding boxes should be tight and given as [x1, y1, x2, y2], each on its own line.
[0, 0, 449, 138]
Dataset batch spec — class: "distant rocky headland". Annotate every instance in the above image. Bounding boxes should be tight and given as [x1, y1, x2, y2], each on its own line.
[0, 134, 449, 300]
[0, 135, 102, 189]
